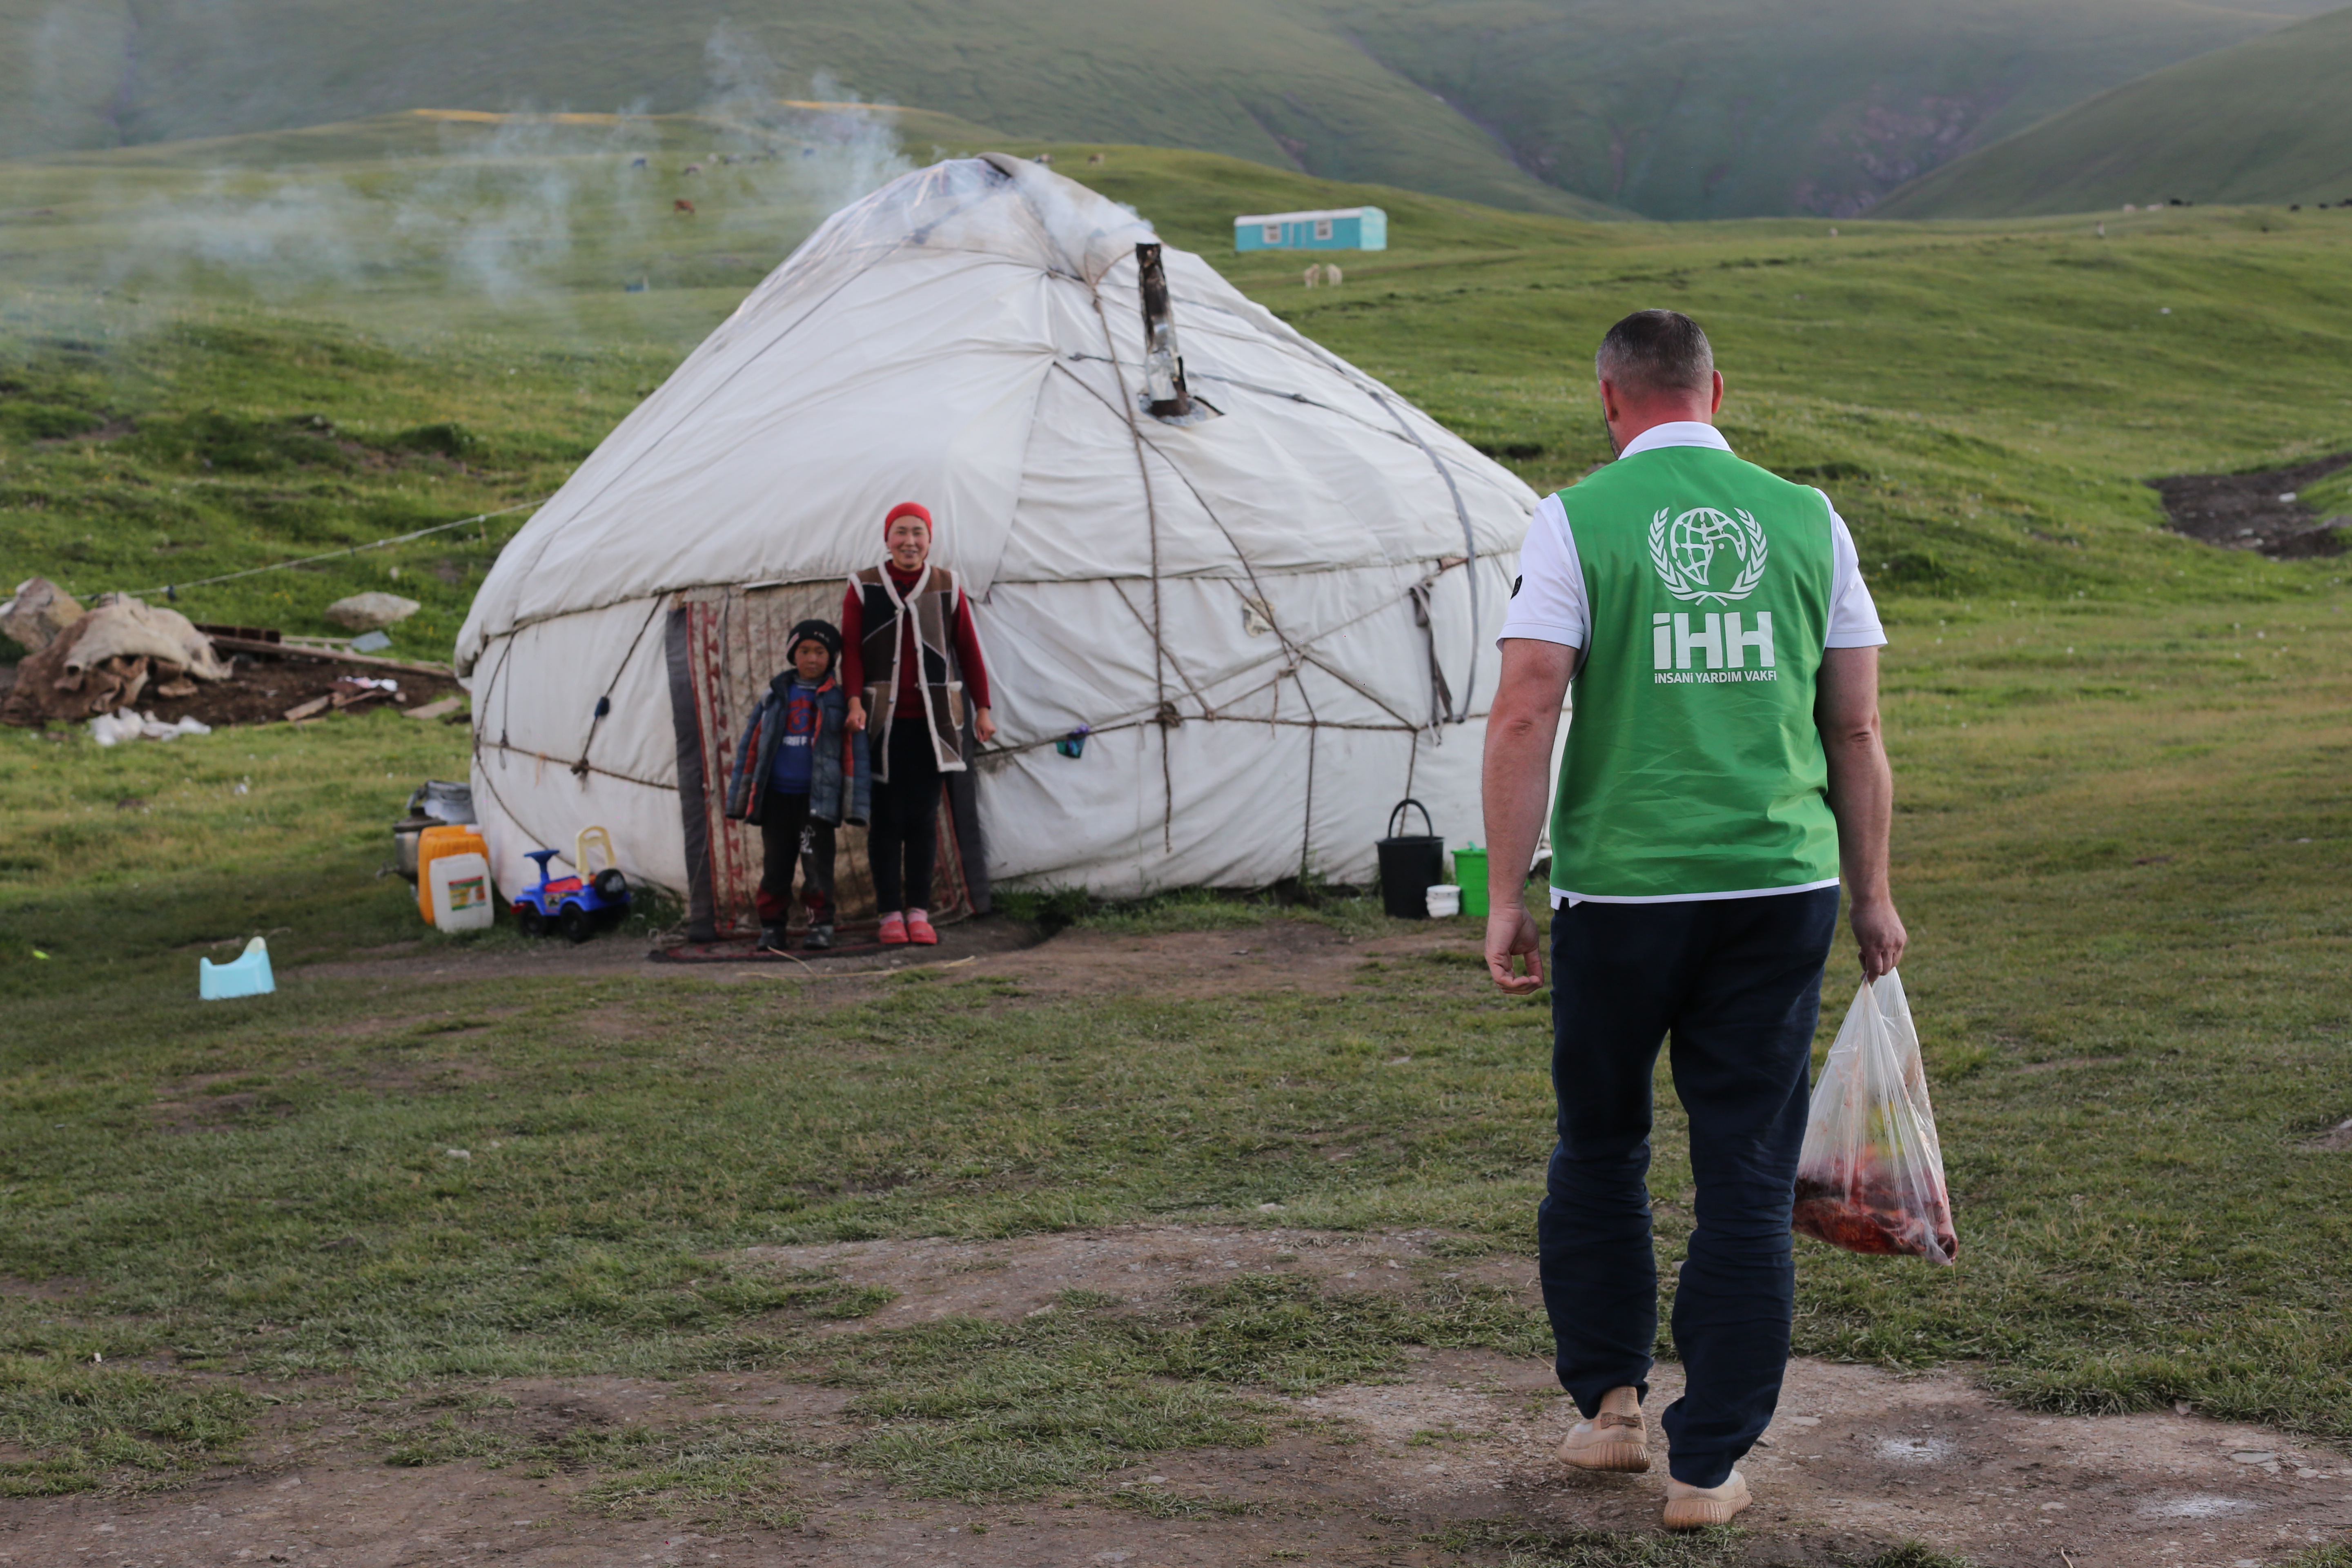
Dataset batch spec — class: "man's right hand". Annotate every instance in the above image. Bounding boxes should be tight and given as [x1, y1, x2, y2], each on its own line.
[1486, 904, 1546, 994]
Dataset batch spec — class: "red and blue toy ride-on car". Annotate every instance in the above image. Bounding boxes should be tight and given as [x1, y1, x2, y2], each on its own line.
[513, 827, 631, 942]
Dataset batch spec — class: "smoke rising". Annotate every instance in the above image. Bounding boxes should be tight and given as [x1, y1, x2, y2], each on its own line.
[31, 27, 915, 332]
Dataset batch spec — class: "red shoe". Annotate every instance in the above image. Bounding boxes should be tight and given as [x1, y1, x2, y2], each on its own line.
[878, 912, 909, 945]
[906, 910, 939, 945]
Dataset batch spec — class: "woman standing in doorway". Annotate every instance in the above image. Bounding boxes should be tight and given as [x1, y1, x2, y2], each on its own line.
[842, 501, 996, 945]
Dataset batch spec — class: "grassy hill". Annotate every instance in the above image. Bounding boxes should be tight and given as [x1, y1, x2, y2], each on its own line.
[1315, 0, 2340, 218]
[1878, 3, 2352, 216]
[0, 0, 2339, 219]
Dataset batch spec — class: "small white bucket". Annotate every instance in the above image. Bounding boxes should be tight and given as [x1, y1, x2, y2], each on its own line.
[1425, 884, 1461, 918]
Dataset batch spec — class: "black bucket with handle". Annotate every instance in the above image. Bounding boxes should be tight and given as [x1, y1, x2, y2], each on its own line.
[1376, 799, 1444, 920]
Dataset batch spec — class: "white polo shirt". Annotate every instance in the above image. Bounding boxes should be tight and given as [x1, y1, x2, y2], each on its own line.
[1499, 421, 1888, 907]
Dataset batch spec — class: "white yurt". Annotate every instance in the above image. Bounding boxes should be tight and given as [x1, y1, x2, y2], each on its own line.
[454, 154, 1538, 936]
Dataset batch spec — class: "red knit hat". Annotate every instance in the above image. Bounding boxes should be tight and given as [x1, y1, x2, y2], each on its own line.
[883, 501, 933, 538]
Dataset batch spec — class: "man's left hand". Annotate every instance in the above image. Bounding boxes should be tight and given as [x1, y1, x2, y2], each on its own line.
[1852, 897, 1907, 980]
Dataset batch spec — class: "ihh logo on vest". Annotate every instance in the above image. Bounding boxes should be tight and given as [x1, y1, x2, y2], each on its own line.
[1649, 506, 1767, 604]
[1648, 506, 1775, 680]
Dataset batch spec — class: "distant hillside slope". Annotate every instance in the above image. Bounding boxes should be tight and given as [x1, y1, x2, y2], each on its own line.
[1319, 0, 2338, 218]
[0, 0, 2336, 218]
[1877, 4, 2352, 216]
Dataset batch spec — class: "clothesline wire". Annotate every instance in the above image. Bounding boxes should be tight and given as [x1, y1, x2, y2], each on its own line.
[102, 498, 547, 602]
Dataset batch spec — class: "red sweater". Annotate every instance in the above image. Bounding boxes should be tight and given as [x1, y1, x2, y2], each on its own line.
[840, 566, 992, 711]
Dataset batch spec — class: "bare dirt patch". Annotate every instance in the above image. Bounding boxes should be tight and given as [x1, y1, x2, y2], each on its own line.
[7, 1227, 2345, 1568]
[291, 913, 1468, 1001]
[2151, 453, 2352, 559]
[980, 918, 1464, 1002]
[2302, 1116, 2352, 1152]
[147, 1070, 306, 1132]
[137, 646, 467, 731]
[343, 1054, 503, 1094]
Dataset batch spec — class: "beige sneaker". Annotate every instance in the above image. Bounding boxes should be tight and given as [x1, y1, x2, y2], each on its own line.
[1662, 1470, 1750, 1529]
[1557, 1385, 1649, 1472]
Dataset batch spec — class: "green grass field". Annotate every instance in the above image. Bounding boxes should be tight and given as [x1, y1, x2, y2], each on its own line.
[1, 127, 2349, 1537]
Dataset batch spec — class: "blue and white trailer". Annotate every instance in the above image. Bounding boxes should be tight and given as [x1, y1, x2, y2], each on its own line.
[1233, 206, 1387, 252]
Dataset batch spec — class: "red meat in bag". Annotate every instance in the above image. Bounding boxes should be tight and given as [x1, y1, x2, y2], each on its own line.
[1791, 971, 1958, 1265]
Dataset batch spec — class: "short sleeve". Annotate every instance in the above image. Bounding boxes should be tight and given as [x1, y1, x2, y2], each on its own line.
[1819, 492, 1886, 648]
[1498, 492, 1589, 649]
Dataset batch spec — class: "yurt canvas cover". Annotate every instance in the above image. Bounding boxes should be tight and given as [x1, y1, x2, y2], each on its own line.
[455, 155, 1537, 928]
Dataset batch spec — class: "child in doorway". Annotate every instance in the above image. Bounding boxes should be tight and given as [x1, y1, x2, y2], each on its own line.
[725, 619, 868, 952]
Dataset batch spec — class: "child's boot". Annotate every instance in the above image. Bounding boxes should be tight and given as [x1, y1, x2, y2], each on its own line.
[804, 923, 835, 951]
[757, 924, 789, 953]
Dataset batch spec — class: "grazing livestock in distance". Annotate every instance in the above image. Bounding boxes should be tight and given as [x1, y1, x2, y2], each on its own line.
[674, 198, 696, 215]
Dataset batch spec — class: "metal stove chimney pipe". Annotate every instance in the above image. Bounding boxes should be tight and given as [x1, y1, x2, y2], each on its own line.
[1135, 242, 1193, 419]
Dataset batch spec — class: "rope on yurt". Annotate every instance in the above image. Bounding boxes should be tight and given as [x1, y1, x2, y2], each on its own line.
[1048, 359, 1302, 712]
[1189, 320, 1488, 726]
[570, 597, 668, 778]
[1357, 385, 1479, 724]
[1083, 272, 1179, 852]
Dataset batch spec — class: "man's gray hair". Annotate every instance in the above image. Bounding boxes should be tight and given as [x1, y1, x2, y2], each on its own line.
[1594, 309, 1714, 399]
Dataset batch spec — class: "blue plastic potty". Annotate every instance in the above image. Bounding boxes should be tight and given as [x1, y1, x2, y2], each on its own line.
[200, 937, 276, 1000]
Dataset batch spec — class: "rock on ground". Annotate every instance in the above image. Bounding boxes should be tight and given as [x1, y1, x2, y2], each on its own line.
[326, 592, 421, 631]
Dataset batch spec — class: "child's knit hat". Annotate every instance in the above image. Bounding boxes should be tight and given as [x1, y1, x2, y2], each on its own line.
[787, 618, 842, 672]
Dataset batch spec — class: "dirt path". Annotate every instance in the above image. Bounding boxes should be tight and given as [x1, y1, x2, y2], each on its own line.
[6, 1227, 2344, 1568]
[295, 913, 1451, 993]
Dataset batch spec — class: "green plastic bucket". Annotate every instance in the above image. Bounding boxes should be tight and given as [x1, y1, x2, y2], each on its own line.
[1454, 844, 1490, 917]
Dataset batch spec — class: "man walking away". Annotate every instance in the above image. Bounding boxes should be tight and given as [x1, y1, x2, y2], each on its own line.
[1480, 309, 1906, 1530]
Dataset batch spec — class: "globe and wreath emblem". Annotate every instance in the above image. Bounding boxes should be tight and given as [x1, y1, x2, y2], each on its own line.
[1649, 505, 1768, 604]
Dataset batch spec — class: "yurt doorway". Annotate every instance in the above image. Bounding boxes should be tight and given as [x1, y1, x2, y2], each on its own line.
[664, 581, 987, 942]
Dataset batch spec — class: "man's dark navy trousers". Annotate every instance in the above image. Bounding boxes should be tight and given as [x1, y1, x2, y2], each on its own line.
[1538, 884, 1838, 1488]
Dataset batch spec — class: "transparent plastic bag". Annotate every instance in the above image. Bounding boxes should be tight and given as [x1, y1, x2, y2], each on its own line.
[1791, 970, 1958, 1265]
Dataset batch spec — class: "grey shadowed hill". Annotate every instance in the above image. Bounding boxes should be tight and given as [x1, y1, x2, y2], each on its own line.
[0, 0, 2341, 219]
[1875, 2, 2352, 217]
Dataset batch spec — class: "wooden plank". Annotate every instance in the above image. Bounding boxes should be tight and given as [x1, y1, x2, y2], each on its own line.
[209, 634, 455, 678]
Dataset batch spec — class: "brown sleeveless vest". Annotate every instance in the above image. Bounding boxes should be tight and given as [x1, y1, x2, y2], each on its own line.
[853, 563, 969, 777]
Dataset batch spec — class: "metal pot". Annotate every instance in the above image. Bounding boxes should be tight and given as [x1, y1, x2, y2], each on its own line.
[392, 815, 439, 882]
[394, 779, 476, 883]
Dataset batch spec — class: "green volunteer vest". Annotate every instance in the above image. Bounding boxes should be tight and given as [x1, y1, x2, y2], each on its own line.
[1548, 442, 1841, 900]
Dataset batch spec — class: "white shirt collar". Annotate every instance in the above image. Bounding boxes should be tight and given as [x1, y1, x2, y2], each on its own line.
[1617, 421, 1732, 460]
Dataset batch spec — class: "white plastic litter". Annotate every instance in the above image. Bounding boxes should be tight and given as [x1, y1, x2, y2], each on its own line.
[88, 706, 211, 744]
